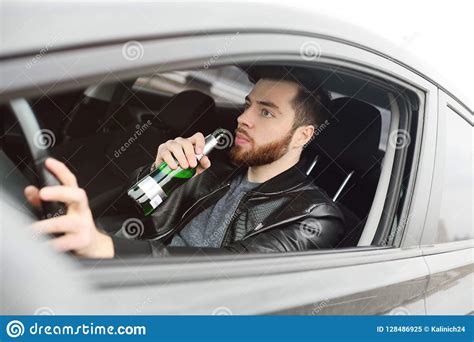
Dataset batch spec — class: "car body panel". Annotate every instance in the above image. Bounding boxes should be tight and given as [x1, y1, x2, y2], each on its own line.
[419, 90, 473, 315]
[1, 1, 470, 111]
[422, 245, 473, 315]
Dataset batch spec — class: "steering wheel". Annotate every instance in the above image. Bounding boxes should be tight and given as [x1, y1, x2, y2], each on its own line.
[9, 98, 66, 219]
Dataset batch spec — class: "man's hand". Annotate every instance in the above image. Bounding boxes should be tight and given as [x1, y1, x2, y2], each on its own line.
[154, 132, 211, 175]
[24, 158, 114, 259]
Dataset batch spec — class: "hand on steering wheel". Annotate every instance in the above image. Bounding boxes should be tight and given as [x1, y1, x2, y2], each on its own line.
[10, 99, 113, 258]
[24, 158, 114, 258]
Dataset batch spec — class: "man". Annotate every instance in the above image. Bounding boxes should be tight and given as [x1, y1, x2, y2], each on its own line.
[25, 66, 345, 259]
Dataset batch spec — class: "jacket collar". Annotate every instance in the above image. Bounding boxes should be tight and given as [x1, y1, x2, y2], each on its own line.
[218, 156, 310, 195]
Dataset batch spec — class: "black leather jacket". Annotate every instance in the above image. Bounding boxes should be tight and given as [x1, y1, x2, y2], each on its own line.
[111, 157, 345, 257]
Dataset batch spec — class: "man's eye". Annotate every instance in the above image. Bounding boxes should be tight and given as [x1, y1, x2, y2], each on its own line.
[261, 109, 274, 118]
[244, 103, 250, 109]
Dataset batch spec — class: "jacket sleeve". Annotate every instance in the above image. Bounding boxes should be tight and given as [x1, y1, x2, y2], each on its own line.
[110, 205, 345, 258]
[224, 208, 346, 253]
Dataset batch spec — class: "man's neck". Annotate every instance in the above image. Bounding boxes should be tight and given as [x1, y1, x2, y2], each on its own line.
[246, 153, 300, 183]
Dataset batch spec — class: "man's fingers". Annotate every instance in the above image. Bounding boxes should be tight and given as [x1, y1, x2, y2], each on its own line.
[24, 185, 42, 209]
[49, 234, 80, 253]
[199, 156, 211, 169]
[31, 215, 77, 235]
[161, 150, 178, 169]
[44, 158, 78, 187]
[165, 140, 189, 169]
[188, 132, 205, 155]
[196, 156, 211, 176]
[39, 186, 88, 211]
[153, 145, 165, 169]
[156, 133, 205, 171]
[176, 137, 198, 168]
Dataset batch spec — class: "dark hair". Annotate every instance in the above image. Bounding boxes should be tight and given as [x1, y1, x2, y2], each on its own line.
[246, 66, 332, 130]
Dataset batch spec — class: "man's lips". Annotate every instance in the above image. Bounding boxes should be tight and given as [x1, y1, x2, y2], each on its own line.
[235, 132, 250, 145]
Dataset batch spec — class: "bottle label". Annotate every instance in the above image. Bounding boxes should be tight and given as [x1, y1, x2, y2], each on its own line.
[149, 194, 163, 209]
[138, 176, 164, 206]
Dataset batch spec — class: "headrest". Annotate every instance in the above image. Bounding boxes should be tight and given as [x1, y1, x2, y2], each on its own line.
[309, 97, 381, 173]
[156, 90, 216, 136]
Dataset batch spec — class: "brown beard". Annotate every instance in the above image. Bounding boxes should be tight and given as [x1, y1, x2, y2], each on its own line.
[229, 130, 294, 167]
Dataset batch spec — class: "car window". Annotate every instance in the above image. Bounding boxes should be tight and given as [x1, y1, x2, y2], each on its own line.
[0, 62, 420, 259]
[133, 65, 253, 106]
[435, 106, 473, 242]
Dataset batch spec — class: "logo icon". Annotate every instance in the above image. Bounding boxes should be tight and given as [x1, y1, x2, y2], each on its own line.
[122, 41, 144, 61]
[215, 129, 234, 150]
[33, 129, 56, 149]
[122, 218, 145, 239]
[389, 129, 411, 149]
[6, 320, 25, 338]
[300, 41, 322, 61]
[212, 306, 233, 315]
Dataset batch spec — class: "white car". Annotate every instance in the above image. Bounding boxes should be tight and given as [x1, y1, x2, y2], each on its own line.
[0, 1, 472, 315]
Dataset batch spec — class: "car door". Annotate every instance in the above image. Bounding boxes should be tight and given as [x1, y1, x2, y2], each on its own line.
[421, 91, 473, 315]
[1, 26, 441, 314]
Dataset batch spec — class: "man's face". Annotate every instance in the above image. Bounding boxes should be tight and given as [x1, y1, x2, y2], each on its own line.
[230, 79, 299, 166]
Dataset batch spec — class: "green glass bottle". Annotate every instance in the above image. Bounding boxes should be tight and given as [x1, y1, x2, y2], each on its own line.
[127, 128, 227, 216]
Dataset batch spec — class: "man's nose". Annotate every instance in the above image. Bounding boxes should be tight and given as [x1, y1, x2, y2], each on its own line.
[237, 108, 254, 129]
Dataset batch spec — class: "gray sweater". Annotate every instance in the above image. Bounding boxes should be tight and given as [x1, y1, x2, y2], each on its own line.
[169, 172, 260, 247]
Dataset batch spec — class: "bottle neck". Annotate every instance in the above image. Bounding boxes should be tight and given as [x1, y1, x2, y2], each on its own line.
[202, 134, 219, 156]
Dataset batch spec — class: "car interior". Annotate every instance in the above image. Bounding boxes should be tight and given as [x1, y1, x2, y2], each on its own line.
[0, 63, 395, 251]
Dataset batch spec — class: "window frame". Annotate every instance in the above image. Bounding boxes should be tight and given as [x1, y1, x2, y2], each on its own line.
[0, 31, 435, 264]
[420, 90, 474, 249]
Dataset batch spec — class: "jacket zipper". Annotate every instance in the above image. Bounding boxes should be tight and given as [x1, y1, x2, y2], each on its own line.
[242, 213, 310, 240]
[220, 189, 310, 245]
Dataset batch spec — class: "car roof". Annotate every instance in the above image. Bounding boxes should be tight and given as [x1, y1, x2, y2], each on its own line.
[1, 1, 471, 110]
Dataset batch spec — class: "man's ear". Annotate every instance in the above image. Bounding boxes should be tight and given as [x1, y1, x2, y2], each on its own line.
[293, 125, 315, 148]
